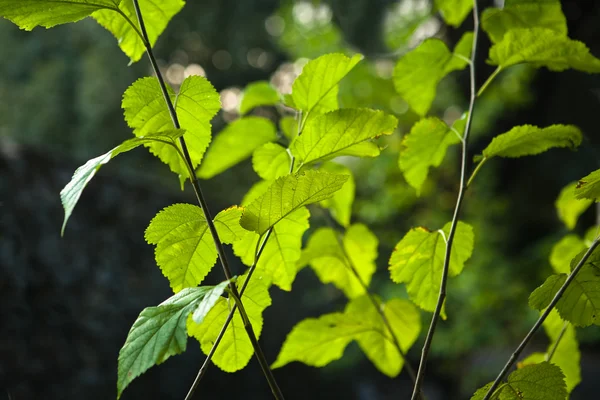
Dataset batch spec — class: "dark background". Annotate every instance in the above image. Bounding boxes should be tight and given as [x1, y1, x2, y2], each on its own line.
[2, 0, 600, 399]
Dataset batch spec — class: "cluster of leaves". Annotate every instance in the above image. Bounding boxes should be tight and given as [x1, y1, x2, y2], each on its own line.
[3, 0, 600, 399]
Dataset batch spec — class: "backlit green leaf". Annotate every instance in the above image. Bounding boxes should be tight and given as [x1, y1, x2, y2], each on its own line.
[0, 0, 185, 63]
[575, 168, 600, 202]
[389, 221, 474, 311]
[122, 76, 220, 179]
[233, 208, 310, 291]
[280, 116, 298, 141]
[93, 0, 185, 63]
[319, 162, 355, 227]
[145, 204, 243, 292]
[240, 170, 349, 235]
[472, 362, 566, 400]
[60, 130, 184, 235]
[555, 181, 593, 229]
[197, 117, 277, 179]
[435, 0, 473, 27]
[542, 310, 581, 392]
[0, 0, 115, 28]
[187, 273, 271, 372]
[550, 235, 585, 274]
[489, 28, 600, 73]
[399, 117, 461, 195]
[252, 143, 290, 181]
[290, 108, 398, 167]
[239, 81, 280, 115]
[272, 295, 420, 376]
[530, 246, 600, 326]
[117, 286, 215, 398]
[482, 0, 567, 44]
[393, 32, 473, 116]
[191, 281, 230, 324]
[300, 224, 377, 298]
[479, 124, 582, 160]
[292, 53, 363, 119]
[347, 296, 421, 377]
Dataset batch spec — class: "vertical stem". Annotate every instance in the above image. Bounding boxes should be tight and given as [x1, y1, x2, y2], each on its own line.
[482, 238, 600, 399]
[130, 2, 284, 399]
[410, 2, 480, 399]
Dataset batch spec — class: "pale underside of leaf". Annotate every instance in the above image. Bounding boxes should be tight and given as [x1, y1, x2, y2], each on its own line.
[187, 274, 271, 372]
[60, 130, 184, 235]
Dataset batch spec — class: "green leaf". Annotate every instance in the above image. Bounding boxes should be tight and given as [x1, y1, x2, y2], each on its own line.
[542, 310, 581, 392]
[197, 117, 277, 179]
[550, 235, 585, 274]
[272, 296, 420, 377]
[471, 362, 567, 400]
[280, 116, 298, 141]
[319, 162, 355, 227]
[60, 130, 184, 235]
[529, 246, 600, 326]
[252, 143, 290, 181]
[122, 76, 220, 179]
[435, 0, 473, 27]
[398, 117, 461, 195]
[478, 124, 582, 160]
[191, 281, 230, 324]
[574, 168, 600, 202]
[489, 28, 600, 73]
[93, 0, 185, 63]
[272, 312, 354, 368]
[187, 273, 271, 372]
[482, 0, 567, 44]
[292, 53, 363, 119]
[239, 81, 280, 115]
[555, 181, 593, 229]
[241, 180, 272, 206]
[240, 170, 349, 235]
[145, 204, 242, 292]
[347, 296, 421, 377]
[0, 0, 185, 63]
[117, 286, 215, 398]
[393, 32, 473, 116]
[300, 224, 377, 299]
[290, 109, 398, 167]
[233, 208, 310, 291]
[0, 0, 116, 29]
[389, 221, 475, 312]
[504, 362, 567, 400]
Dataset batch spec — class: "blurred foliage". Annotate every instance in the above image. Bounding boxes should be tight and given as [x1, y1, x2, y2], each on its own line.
[2, 0, 600, 399]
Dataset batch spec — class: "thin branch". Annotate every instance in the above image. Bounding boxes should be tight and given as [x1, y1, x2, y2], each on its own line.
[183, 228, 273, 400]
[545, 321, 568, 363]
[322, 211, 425, 400]
[410, 2, 480, 398]
[482, 238, 600, 399]
[130, 2, 284, 399]
[183, 109, 304, 399]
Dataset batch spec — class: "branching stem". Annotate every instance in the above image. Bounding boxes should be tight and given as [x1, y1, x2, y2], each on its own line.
[482, 238, 600, 399]
[183, 109, 304, 399]
[410, 2, 480, 398]
[130, 1, 283, 399]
